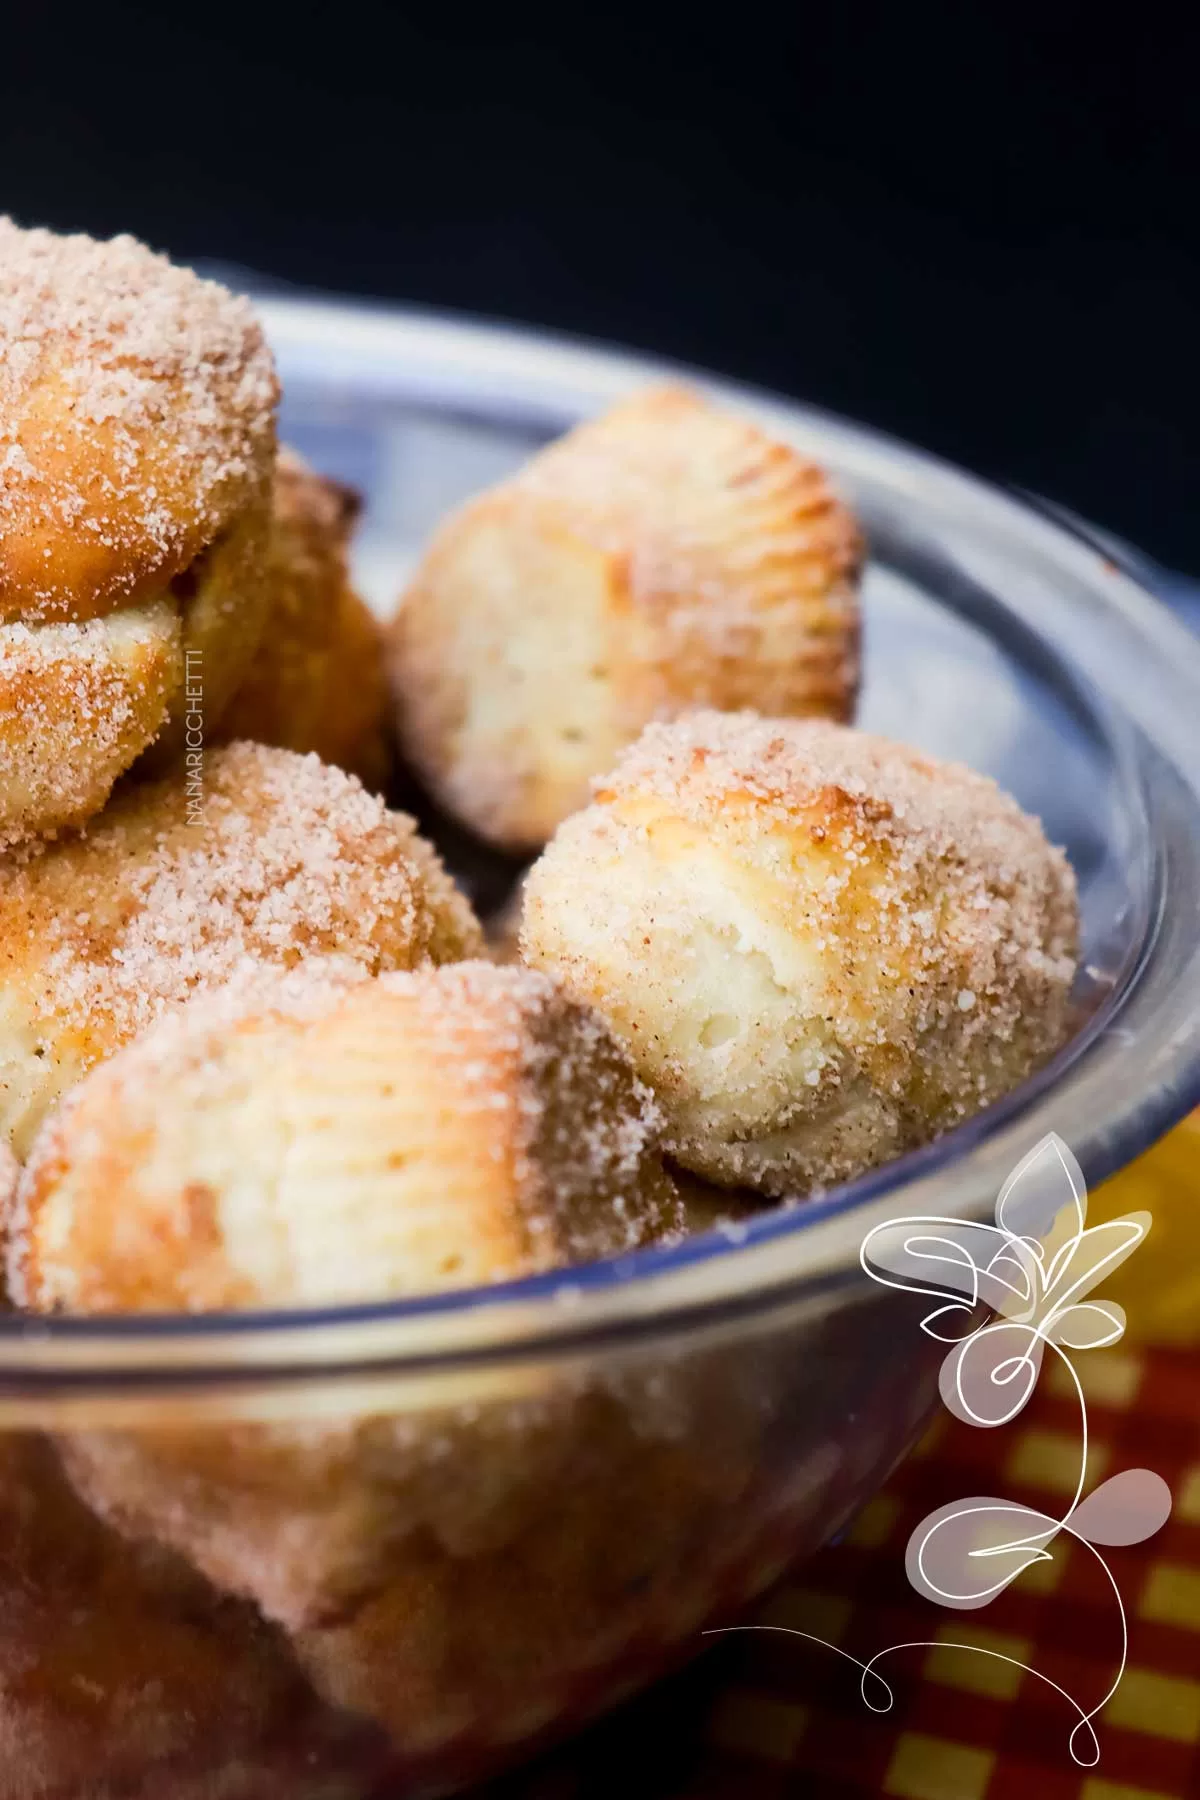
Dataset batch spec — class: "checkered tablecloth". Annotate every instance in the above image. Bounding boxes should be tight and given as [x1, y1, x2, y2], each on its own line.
[491, 1124, 1200, 1800]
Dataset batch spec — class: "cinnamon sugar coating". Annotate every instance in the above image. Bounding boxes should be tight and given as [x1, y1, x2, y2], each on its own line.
[0, 219, 277, 623]
[0, 742, 481, 1157]
[0, 600, 180, 849]
[388, 385, 862, 851]
[10, 960, 681, 1314]
[0, 221, 279, 842]
[217, 449, 390, 789]
[522, 710, 1079, 1195]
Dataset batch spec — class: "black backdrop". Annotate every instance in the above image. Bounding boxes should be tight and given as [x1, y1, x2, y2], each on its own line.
[4, 4, 1199, 566]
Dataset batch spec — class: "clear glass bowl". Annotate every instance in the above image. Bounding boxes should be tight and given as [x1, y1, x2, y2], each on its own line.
[3, 301, 1199, 1800]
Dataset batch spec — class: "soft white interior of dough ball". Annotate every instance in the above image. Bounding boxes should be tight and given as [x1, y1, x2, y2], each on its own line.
[528, 818, 912, 1189]
[0, 999, 86, 1162]
[431, 517, 630, 829]
[531, 823, 852, 1147]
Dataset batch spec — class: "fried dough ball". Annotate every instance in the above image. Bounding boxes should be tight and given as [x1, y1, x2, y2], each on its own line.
[388, 385, 863, 851]
[0, 742, 481, 1157]
[0, 1432, 331, 1800]
[0, 220, 276, 624]
[10, 959, 682, 1313]
[0, 220, 278, 841]
[8, 961, 682, 1641]
[522, 711, 1079, 1195]
[0, 603, 181, 850]
[217, 449, 390, 789]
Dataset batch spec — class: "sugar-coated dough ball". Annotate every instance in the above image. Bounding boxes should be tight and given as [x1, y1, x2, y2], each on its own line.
[10, 960, 682, 1312]
[0, 741, 481, 1157]
[0, 602, 178, 849]
[389, 385, 862, 851]
[0, 219, 277, 623]
[10, 960, 682, 1652]
[522, 711, 1079, 1195]
[217, 448, 390, 790]
[0, 220, 280, 841]
[288, 1366, 769, 1759]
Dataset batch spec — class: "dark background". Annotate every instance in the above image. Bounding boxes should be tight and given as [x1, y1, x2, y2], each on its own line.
[4, 4, 1198, 567]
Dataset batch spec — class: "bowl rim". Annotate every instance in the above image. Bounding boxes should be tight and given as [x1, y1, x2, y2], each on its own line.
[5, 293, 1200, 1391]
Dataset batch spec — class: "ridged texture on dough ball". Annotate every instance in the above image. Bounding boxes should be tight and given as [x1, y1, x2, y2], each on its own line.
[10, 959, 682, 1313]
[389, 385, 862, 850]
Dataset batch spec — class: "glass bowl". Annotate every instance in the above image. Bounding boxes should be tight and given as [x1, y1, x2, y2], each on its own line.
[2, 299, 1199, 1800]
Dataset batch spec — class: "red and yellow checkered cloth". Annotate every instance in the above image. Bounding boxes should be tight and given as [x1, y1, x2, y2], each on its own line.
[496, 1120, 1200, 1800]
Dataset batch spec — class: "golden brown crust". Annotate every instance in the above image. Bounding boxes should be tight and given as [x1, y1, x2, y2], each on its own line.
[0, 600, 181, 849]
[0, 742, 482, 1158]
[0, 220, 278, 624]
[389, 385, 863, 850]
[217, 450, 390, 789]
[522, 711, 1079, 1195]
[10, 961, 681, 1313]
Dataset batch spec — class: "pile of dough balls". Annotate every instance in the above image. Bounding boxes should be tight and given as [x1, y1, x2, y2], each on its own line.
[0, 215, 698, 1300]
[0, 217, 1084, 1790]
[1, 215, 1079, 1238]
